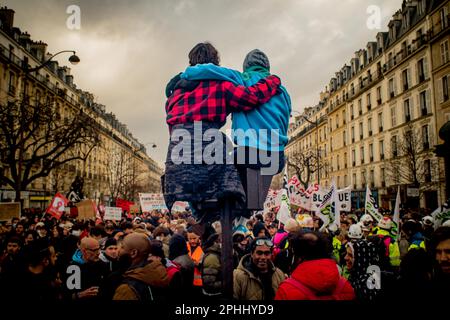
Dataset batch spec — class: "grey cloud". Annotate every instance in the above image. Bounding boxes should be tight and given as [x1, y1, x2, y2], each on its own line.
[4, 0, 403, 164]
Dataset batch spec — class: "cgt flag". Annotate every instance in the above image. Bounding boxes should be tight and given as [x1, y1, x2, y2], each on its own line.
[47, 193, 69, 220]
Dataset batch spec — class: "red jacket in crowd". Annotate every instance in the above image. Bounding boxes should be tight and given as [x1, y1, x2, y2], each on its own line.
[275, 258, 355, 300]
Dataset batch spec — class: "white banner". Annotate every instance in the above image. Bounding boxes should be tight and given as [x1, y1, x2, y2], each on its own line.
[139, 193, 168, 212]
[317, 182, 339, 231]
[365, 185, 382, 222]
[264, 189, 281, 212]
[337, 186, 352, 212]
[104, 207, 122, 221]
[171, 201, 190, 212]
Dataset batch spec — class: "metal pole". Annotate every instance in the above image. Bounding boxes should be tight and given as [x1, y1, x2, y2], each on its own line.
[221, 199, 233, 300]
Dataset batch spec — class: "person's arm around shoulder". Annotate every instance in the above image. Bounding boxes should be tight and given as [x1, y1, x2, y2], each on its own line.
[223, 75, 281, 112]
[182, 63, 244, 85]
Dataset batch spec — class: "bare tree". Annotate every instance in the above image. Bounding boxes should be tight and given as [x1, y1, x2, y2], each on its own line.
[386, 123, 438, 197]
[106, 148, 147, 201]
[0, 98, 99, 203]
[287, 150, 327, 189]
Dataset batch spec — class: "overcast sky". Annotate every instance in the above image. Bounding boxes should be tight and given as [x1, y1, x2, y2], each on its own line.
[4, 0, 404, 164]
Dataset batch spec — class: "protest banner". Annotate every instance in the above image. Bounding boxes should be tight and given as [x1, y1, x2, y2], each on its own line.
[115, 198, 135, 214]
[139, 193, 168, 212]
[171, 201, 189, 212]
[76, 200, 96, 220]
[264, 189, 281, 213]
[46, 193, 69, 220]
[365, 185, 382, 222]
[104, 207, 122, 221]
[317, 181, 339, 231]
[337, 186, 352, 212]
[0, 202, 20, 221]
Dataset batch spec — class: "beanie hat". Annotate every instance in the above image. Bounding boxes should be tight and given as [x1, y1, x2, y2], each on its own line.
[104, 237, 117, 250]
[243, 49, 270, 71]
[252, 221, 267, 238]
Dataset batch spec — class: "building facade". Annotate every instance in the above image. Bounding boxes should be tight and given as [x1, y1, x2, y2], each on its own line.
[287, 0, 449, 211]
[0, 7, 162, 208]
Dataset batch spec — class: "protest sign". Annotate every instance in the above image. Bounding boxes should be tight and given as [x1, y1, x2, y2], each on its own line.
[139, 193, 168, 212]
[46, 193, 69, 220]
[76, 200, 96, 220]
[0, 202, 20, 221]
[104, 207, 122, 221]
[337, 186, 352, 212]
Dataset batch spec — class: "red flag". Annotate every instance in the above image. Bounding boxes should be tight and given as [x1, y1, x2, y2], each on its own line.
[47, 193, 69, 220]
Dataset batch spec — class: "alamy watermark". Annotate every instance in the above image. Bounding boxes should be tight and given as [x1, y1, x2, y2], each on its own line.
[366, 5, 381, 30]
[66, 5, 81, 30]
[169, 122, 282, 175]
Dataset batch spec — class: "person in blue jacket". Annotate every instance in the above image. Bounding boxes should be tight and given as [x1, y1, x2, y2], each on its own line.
[181, 49, 291, 177]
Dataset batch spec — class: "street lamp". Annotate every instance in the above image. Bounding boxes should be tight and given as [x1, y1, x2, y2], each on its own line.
[25, 50, 80, 73]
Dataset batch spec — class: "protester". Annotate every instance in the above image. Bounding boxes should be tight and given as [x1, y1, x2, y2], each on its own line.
[429, 226, 450, 297]
[66, 237, 108, 300]
[201, 233, 223, 299]
[275, 231, 354, 300]
[113, 233, 169, 301]
[186, 224, 205, 295]
[99, 237, 119, 273]
[163, 42, 282, 224]
[233, 237, 285, 300]
[169, 233, 195, 294]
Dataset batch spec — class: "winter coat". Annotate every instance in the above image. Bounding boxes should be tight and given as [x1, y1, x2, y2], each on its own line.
[113, 260, 170, 300]
[233, 254, 286, 300]
[201, 242, 222, 296]
[274, 259, 355, 300]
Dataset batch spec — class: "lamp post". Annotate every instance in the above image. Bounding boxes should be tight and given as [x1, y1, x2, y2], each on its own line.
[15, 50, 80, 205]
[291, 110, 321, 185]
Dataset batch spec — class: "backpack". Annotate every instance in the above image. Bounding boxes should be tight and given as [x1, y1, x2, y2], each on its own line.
[284, 276, 348, 300]
[122, 278, 154, 301]
[166, 260, 182, 282]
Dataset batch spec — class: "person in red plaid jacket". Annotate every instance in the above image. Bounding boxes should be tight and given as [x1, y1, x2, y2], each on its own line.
[163, 42, 282, 224]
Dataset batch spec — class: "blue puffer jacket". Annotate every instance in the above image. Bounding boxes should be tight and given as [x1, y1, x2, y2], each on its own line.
[181, 64, 291, 152]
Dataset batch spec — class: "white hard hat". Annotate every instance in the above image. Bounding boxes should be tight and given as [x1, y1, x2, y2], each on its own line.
[422, 216, 434, 227]
[442, 220, 450, 227]
[360, 214, 374, 224]
[348, 223, 363, 239]
[378, 217, 393, 230]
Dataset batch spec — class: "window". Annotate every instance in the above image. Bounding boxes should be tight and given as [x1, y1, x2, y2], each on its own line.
[351, 126, 355, 143]
[343, 110, 346, 124]
[358, 99, 363, 115]
[422, 125, 429, 150]
[336, 115, 339, 129]
[417, 57, 428, 83]
[337, 155, 340, 170]
[389, 78, 396, 98]
[402, 69, 411, 91]
[343, 130, 347, 146]
[8, 72, 16, 94]
[404, 99, 411, 122]
[441, 40, 449, 65]
[391, 105, 397, 127]
[420, 90, 430, 116]
[352, 149, 356, 166]
[351, 83, 355, 95]
[379, 140, 385, 160]
[424, 159, 432, 182]
[360, 146, 365, 164]
[368, 118, 372, 136]
[361, 170, 367, 185]
[439, 75, 450, 102]
[377, 86, 382, 104]
[381, 168, 386, 187]
[344, 153, 347, 168]
[441, 6, 449, 28]
[359, 122, 364, 140]
[367, 93, 371, 110]
[350, 105, 354, 119]
[353, 173, 357, 189]
[369, 143, 374, 162]
[391, 135, 398, 157]
[378, 112, 383, 131]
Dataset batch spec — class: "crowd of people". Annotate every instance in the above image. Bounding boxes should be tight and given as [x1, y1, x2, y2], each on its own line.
[0, 206, 448, 302]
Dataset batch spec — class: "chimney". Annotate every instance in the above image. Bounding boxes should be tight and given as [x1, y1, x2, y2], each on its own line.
[30, 41, 48, 62]
[0, 7, 15, 32]
[57, 66, 67, 80]
[65, 75, 74, 86]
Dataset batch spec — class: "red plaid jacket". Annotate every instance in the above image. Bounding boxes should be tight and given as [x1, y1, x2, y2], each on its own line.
[165, 75, 281, 129]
